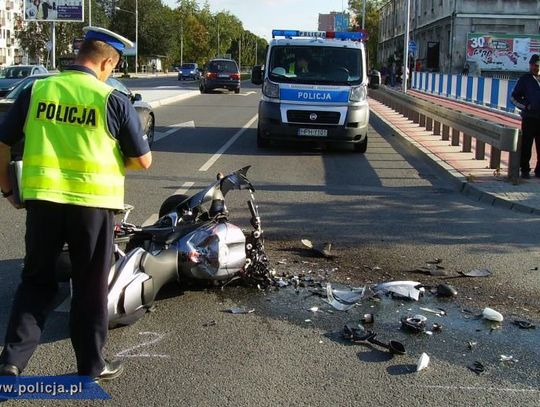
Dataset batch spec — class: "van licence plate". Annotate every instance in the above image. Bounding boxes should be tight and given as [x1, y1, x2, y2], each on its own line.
[298, 128, 328, 137]
[218, 74, 229, 78]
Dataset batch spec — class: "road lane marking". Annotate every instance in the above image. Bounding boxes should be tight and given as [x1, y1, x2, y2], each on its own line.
[115, 332, 170, 359]
[199, 114, 258, 172]
[154, 120, 195, 142]
[416, 385, 540, 393]
[239, 91, 256, 96]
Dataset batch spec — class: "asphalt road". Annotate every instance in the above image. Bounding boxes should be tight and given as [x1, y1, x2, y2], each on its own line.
[0, 77, 539, 406]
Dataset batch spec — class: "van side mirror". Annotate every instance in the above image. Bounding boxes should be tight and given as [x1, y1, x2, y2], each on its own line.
[251, 65, 263, 85]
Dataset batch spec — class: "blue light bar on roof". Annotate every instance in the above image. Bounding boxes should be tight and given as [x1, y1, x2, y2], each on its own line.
[272, 29, 366, 41]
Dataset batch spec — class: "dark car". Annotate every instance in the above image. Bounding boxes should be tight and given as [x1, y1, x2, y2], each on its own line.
[0, 74, 156, 148]
[0, 65, 49, 97]
[199, 59, 240, 94]
[178, 63, 200, 80]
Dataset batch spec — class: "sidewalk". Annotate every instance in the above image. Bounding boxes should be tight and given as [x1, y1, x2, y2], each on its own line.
[369, 91, 540, 215]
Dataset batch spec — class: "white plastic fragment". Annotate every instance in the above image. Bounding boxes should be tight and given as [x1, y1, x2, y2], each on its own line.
[482, 307, 504, 322]
[416, 352, 430, 372]
[309, 306, 319, 312]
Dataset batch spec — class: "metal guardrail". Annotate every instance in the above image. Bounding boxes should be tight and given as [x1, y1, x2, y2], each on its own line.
[370, 87, 521, 180]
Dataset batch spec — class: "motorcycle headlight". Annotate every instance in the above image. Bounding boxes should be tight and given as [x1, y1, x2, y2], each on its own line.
[263, 78, 279, 99]
[349, 84, 367, 102]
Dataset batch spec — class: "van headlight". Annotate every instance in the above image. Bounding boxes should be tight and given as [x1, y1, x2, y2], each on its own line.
[263, 78, 279, 99]
[349, 84, 367, 102]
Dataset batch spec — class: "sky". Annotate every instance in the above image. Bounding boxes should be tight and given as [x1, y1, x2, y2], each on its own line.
[163, 0, 351, 41]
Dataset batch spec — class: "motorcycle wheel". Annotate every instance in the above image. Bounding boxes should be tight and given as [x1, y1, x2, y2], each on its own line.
[158, 194, 190, 218]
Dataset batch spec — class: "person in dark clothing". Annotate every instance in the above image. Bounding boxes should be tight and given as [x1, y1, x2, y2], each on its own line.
[0, 26, 152, 382]
[511, 54, 540, 179]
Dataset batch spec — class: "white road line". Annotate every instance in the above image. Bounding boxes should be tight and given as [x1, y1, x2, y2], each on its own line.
[416, 385, 540, 394]
[174, 181, 195, 196]
[154, 121, 195, 142]
[239, 91, 256, 96]
[199, 114, 258, 172]
[140, 181, 195, 226]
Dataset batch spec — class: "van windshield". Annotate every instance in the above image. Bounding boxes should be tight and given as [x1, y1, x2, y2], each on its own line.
[208, 60, 238, 73]
[181, 63, 196, 69]
[268, 45, 363, 85]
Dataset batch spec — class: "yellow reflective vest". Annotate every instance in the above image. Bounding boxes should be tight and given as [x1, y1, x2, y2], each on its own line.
[22, 71, 125, 209]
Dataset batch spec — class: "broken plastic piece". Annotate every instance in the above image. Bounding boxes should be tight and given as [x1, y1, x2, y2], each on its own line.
[416, 353, 430, 371]
[324, 283, 365, 311]
[432, 323, 443, 332]
[436, 283, 457, 297]
[226, 307, 255, 314]
[203, 320, 217, 327]
[374, 281, 424, 301]
[426, 258, 442, 264]
[482, 307, 503, 322]
[461, 268, 492, 277]
[513, 320, 536, 329]
[309, 306, 319, 312]
[468, 361, 485, 375]
[467, 341, 477, 350]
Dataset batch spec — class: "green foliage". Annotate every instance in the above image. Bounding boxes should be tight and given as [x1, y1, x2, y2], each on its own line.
[14, 0, 268, 71]
[348, 0, 383, 69]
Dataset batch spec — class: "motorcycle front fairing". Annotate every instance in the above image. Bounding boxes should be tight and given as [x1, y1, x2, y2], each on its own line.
[175, 221, 247, 280]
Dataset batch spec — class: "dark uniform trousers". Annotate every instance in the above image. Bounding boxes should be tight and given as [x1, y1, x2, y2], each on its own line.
[520, 116, 540, 174]
[0, 200, 114, 377]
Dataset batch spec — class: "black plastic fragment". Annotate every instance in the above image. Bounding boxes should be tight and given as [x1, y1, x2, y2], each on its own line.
[468, 361, 485, 375]
[513, 320, 536, 330]
[400, 316, 426, 333]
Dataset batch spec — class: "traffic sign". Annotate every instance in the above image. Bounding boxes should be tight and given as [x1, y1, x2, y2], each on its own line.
[408, 40, 417, 53]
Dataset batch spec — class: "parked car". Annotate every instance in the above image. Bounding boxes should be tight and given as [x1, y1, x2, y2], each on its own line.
[0, 74, 156, 149]
[178, 63, 200, 80]
[199, 59, 240, 94]
[0, 65, 48, 97]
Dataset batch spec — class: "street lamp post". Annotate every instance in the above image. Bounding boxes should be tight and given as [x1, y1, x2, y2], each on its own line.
[115, 0, 138, 75]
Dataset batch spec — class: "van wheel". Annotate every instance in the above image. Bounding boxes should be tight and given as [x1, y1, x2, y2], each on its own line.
[257, 126, 269, 148]
[234, 88, 240, 94]
[354, 136, 368, 153]
[200, 84, 206, 94]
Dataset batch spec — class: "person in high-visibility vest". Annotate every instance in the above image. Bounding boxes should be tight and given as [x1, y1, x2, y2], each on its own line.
[0, 27, 152, 382]
[288, 50, 311, 74]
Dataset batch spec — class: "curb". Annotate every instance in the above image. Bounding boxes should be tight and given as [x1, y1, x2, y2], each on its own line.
[369, 107, 538, 215]
[148, 91, 200, 108]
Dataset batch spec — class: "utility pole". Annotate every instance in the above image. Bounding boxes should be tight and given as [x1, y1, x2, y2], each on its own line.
[89, 0, 92, 26]
[238, 35, 241, 71]
[403, 0, 410, 93]
[217, 23, 220, 58]
[180, 24, 183, 66]
[362, 0, 366, 30]
[255, 40, 257, 66]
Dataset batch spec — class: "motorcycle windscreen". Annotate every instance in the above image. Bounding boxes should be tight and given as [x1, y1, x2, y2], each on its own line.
[177, 222, 246, 280]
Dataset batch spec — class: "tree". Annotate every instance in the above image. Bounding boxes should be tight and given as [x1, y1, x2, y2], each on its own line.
[348, 0, 384, 69]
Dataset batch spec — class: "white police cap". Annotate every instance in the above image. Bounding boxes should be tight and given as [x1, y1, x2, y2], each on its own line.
[82, 26, 134, 54]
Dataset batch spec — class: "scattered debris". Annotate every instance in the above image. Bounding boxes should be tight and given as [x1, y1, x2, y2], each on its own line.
[530, 267, 538, 271]
[416, 353, 430, 372]
[401, 315, 427, 333]
[309, 306, 319, 313]
[419, 307, 446, 317]
[426, 258, 443, 265]
[367, 334, 406, 355]
[301, 239, 335, 258]
[373, 281, 424, 301]
[432, 323, 443, 332]
[203, 320, 216, 327]
[361, 313, 374, 324]
[467, 341, 478, 350]
[225, 307, 255, 314]
[436, 283, 458, 297]
[468, 361, 485, 375]
[482, 307, 504, 322]
[500, 355, 518, 364]
[276, 278, 289, 288]
[460, 268, 492, 277]
[513, 320, 536, 329]
[412, 263, 448, 276]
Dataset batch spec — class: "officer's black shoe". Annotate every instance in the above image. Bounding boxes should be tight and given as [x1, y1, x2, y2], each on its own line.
[92, 360, 124, 382]
[0, 363, 20, 376]
[521, 171, 531, 179]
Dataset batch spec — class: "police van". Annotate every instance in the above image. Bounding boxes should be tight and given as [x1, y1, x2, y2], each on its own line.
[251, 30, 369, 152]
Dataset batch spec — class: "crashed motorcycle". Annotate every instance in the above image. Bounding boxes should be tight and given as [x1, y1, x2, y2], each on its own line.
[58, 166, 271, 328]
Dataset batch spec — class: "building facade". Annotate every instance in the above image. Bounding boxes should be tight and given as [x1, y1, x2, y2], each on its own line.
[378, 0, 540, 75]
[0, 0, 23, 66]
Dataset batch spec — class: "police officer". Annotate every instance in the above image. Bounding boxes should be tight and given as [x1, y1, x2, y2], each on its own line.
[0, 27, 152, 381]
[511, 54, 540, 179]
